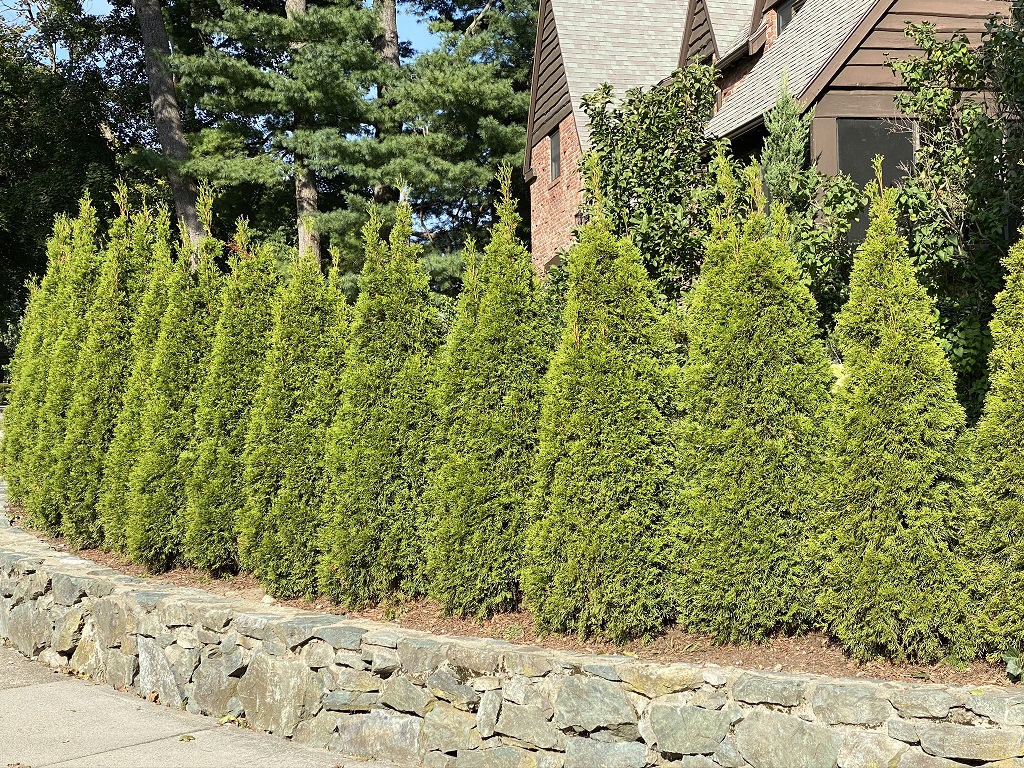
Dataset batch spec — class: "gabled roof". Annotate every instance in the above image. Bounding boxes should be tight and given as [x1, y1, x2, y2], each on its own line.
[551, 0, 691, 148]
[706, 0, 880, 138]
[707, 0, 754, 60]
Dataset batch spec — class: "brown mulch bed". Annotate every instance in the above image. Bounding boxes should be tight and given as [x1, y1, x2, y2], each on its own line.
[14, 513, 1015, 688]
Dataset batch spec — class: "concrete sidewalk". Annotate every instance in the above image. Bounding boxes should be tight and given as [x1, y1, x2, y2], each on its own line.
[0, 646, 400, 768]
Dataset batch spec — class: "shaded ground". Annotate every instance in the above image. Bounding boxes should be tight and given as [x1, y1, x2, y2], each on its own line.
[18, 514, 1015, 689]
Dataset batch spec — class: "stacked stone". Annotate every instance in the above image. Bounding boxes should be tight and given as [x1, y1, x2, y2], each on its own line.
[2, 512, 1024, 768]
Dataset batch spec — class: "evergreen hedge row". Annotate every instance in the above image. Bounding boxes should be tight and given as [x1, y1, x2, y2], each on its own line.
[3, 174, 1023, 665]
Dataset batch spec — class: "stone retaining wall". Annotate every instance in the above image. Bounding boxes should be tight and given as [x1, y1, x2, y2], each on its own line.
[2, 517, 1023, 768]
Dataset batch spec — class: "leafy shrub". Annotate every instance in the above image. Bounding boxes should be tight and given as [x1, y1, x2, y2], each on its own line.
[674, 171, 833, 643]
[97, 213, 175, 553]
[425, 170, 549, 618]
[181, 225, 276, 573]
[23, 198, 102, 531]
[56, 196, 158, 547]
[522, 199, 681, 642]
[975, 234, 1024, 649]
[125, 238, 223, 571]
[237, 249, 347, 598]
[319, 205, 441, 606]
[811, 185, 979, 663]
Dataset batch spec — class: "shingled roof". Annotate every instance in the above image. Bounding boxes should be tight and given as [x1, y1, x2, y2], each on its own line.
[551, 0, 691, 148]
[706, 0, 878, 138]
[706, 0, 754, 60]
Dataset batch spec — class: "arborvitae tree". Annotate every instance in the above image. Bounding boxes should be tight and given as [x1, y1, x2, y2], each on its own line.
[522, 198, 682, 643]
[975, 234, 1024, 648]
[181, 225, 276, 573]
[424, 171, 548, 618]
[239, 252, 348, 598]
[23, 198, 102, 531]
[2, 216, 72, 505]
[319, 205, 441, 607]
[125, 235, 223, 571]
[55, 196, 158, 547]
[97, 213, 175, 553]
[673, 169, 833, 643]
[811, 183, 979, 663]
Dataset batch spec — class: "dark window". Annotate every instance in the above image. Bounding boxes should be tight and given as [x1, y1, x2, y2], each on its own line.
[837, 118, 916, 241]
[777, 0, 797, 34]
[550, 127, 561, 180]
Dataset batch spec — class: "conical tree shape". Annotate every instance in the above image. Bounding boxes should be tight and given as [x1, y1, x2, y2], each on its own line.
[97, 213, 175, 553]
[56, 195, 159, 547]
[976, 234, 1024, 648]
[318, 205, 441, 607]
[812, 187, 978, 663]
[181, 225, 277, 573]
[239, 252, 348, 598]
[24, 198, 102, 531]
[674, 178, 833, 643]
[2, 216, 73, 505]
[125, 237, 223, 571]
[522, 208, 681, 643]
[425, 172, 549, 618]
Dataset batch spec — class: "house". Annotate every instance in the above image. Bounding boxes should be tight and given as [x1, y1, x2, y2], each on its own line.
[524, 0, 1009, 272]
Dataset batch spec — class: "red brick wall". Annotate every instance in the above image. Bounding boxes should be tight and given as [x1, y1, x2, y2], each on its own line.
[529, 113, 584, 273]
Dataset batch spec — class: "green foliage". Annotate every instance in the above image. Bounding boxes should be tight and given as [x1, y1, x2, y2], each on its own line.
[583, 65, 717, 298]
[811, 186, 979, 663]
[674, 172, 833, 643]
[181, 226, 276, 573]
[425, 170, 548, 618]
[319, 205, 441, 606]
[23, 199, 102, 531]
[1, 217, 73, 505]
[975, 234, 1024, 650]
[97, 218, 176, 553]
[239, 252, 347, 598]
[125, 238, 223, 571]
[55, 195, 160, 547]
[522, 204, 681, 643]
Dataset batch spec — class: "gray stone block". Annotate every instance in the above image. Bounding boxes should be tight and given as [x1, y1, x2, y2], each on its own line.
[915, 721, 1024, 761]
[734, 709, 842, 768]
[8, 602, 49, 656]
[812, 683, 894, 726]
[428, 667, 481, 710]
[398, 636, 448, 676]
[314, 623, 366, 651]
[617, 662, 704, 698]
[292, 711, 342, 749]
[733, 672, 806, 707]
[495, 702, 563, 751]
[648, 698, 731, 755]
[323, 690, 378, 711]
[478, 689, 502, 738]
[330, 710, 424, 763]
[191, 650, 242, 716]
[423, 700, 484, 753]
[888, 688, 958, 719]
[838, 731, 908, 768]
[137, 635, 184, 708]
[897, 749, 966, 768]
[381, 675, 434, 716]
[966, 692, 1024, 726]
[553, 675, 636, 732]
[564, 737, 647, 768]
[236, 653, 322, 737]
[329, 666, 382, 692]
[455, 745, 562, 768]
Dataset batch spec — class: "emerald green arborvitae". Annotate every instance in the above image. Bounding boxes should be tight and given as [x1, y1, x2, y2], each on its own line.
[239, 251, 347, 598]
[975, 234, 1024, 649]
[2, 216, 73, 505]
[56, 196, 158, 547]
[125, 238, 223, 571]
[319, 205, 441, 607]
[24, 198, 102, 531]
[674, 172, 833, 643]
[522, 205, 681, 643]
[97, 212, 175, 553]
[181, 225, 276, 573]
[812, 186, 979, 663]
[424, 171, 548, 618]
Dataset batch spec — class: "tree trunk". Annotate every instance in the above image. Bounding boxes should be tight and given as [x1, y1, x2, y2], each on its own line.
[285, 0, 322, 262]
[373, 0, 401, 205]
[133, 0, 205, 248]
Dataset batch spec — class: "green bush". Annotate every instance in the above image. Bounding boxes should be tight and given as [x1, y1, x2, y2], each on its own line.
[2, 215, 73, 505]
[319, 205, 441, 607]
[181, 225, 276, 573]
[522, 205, 681, 642]
[24, 198, 102, 531]
[674, 181, 833, 643]
[56, 197, 158, 547]
[811, 187, 979, 663]
[97, 213, 175, 553]
[125, 238, 223, 571]
[424, 171, 549, 618]
[975, 234, 1024, 649]
[239, 251, 347, 597]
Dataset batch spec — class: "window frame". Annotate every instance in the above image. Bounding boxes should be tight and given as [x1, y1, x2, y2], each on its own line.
[550, 127, 561, 181]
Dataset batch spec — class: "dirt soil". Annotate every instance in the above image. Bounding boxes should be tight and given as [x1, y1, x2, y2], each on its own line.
[15, 514, 1015, 689]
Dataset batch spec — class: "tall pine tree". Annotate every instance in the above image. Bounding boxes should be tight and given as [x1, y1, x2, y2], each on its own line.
[318, 204, 440, 606]
[811, 183, 979, 662]
[424, 169, 547, 618]
[522, 188, 682, 642]
[181, 224, 277, 573]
